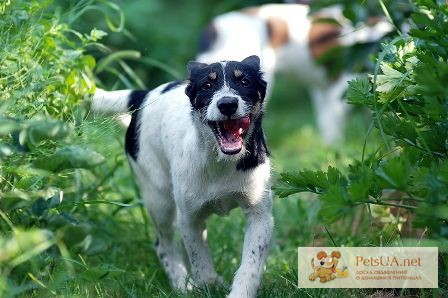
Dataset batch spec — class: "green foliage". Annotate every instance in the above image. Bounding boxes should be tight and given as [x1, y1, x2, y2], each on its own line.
[1, 0, 446, 296]
[0, 0, 137, 295]
[276, 1, 448, 242]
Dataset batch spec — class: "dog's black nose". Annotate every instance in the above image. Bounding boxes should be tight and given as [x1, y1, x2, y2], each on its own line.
[320, 261, 325, 266]
[217, 97, 238, 116]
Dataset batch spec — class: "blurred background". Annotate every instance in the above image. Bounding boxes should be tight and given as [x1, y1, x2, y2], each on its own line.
[0, 0, 446, 296]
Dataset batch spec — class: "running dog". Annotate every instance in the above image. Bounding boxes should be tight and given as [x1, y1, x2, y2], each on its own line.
[92, 55, 273, 298]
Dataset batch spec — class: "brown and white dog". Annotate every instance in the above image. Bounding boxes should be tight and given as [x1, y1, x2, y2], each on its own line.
[197, 3, 392, 144]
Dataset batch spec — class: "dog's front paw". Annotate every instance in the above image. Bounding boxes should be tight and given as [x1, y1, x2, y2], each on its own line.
[173, 277, 193, 293]
[166, 265, 191, 292]
[227, 284, 257, 298]
[228, 288, 251, 298]
[215, 275, 228, 287]
[309, 274, 316, 281]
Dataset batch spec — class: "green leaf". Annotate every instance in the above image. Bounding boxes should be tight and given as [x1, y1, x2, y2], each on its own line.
[30, 195, 62, 217]
[0, 229, 54, 268]
[380, 114, 417, 143]
[33, 145, 105, 172]
[375, 63, 407, 95]
[62, 224, 92, 246]
[24, 119, 71, 146]
[318, 185, 351, 223]
[88, 28, 107, 42]
[274, 167, 347, 198]
[80, 264, 125, 282]
[375, 156, 412, 190]
[419, 126, 447, 155]
[346, 76, 372, 105]
[348, 167, 375, 201]
[272, 179, 308, 198]
[1, 194, 32, 212]
[82, 55, 96, 69]
[327, 166, 346, 187]
[0, 118, 19, 135]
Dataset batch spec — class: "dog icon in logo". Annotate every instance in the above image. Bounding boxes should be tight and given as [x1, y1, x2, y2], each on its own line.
[309, 250, 345, 283]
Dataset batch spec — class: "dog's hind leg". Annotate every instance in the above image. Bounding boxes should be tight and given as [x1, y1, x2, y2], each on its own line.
[310, 73, 355, 145]
[310, 85, 346, 144]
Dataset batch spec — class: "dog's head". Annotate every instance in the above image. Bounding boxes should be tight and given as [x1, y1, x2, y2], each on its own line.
[185, 55, 267, 158]
[314, 251, 341, 272]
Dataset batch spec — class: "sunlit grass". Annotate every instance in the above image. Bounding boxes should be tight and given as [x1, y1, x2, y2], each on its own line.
[38, 74, 407, 297]
[2, 1, 446, 296]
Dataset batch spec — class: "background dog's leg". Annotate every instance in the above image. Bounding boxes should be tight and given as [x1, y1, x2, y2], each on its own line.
[310, 74, 353, 144]
[140, 184, 188, 290]
[229, 196, 273, 298]
[178, 214, 222, 286]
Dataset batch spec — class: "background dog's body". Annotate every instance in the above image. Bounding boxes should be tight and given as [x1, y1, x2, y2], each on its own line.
[92, 57, 273, 298]
[197, 3, 392, 143]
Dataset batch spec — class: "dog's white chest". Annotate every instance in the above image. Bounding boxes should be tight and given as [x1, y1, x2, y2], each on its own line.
[180, 159, 271, 217]
[179, 163, 245, 214]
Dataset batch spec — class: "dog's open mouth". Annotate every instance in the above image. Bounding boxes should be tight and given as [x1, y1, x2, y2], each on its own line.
[209, 116, 251, 154]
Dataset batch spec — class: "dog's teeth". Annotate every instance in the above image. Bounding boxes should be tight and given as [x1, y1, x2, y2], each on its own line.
[238, 128, 243, 135]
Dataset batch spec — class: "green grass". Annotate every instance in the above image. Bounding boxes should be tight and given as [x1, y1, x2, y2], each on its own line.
[3, 67, 443, 297]
[2, 1, 446, 296]
[22, 74, 442, 298]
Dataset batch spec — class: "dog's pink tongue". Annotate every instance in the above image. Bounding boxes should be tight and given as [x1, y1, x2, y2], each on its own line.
[223, 117, 251, 137]
[219, 117, 251, 154]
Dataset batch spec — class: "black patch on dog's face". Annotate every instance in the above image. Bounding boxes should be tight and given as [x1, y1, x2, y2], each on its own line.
[185, 56, 267, 119]
[125, 90, 149, 160]
[185, 56, 269, 170]
[185, 61, 224, 113]
[226, 58, 267, 108]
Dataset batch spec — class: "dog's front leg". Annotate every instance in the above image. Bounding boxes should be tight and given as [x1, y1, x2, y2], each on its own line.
[178, 212, 222, 286]
[229, 195, 273, 298]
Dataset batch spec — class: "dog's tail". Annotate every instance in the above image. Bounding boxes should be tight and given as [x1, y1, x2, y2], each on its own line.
[311, 258, 315, 270]
[92, 89, 149, 114]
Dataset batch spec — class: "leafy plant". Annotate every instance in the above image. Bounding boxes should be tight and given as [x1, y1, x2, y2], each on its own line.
[276, 0, 448, 242]
[0, 0, 139, 295]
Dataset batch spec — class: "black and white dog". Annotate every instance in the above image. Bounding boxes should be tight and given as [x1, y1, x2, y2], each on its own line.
[92, 56, 273, 298]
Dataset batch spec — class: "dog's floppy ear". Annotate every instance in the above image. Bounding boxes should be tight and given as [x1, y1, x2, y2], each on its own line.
[185, 61, 207, 101]
[242, 55, 266, 101]
[241, 55, 261, 70]
[317, 251, 327, 260]
[187, 61, 208, 76]
[331, 251, 341, 259]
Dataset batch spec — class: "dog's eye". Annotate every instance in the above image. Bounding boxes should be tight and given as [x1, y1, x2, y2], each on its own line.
[327, 258, 333, 262]
[240, 78, 251, 87]
[201, 82, 212, 90]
